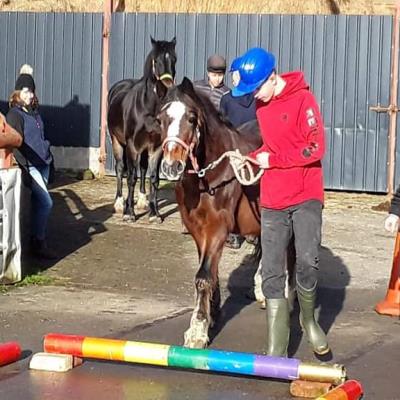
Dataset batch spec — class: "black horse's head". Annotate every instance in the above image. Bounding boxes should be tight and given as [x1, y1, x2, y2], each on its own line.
[143, 36, 177, 89]
[158, 77, 208, 181]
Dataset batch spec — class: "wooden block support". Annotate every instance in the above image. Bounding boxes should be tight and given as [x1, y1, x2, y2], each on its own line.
[29, 352, 83, 372]
[290, 380, 333, 398]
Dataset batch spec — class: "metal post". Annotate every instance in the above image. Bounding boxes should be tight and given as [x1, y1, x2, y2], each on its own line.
[387, 1, 400, 194]
[98, 0, 113, 178]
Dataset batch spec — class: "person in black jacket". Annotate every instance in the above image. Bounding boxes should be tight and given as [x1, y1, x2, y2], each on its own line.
[219, 57, 257, 249]
[385, 186, 400, 233]
[220, 57, 257, 129]
[6, 64, 55, 260]
[194, 55, 229, 110]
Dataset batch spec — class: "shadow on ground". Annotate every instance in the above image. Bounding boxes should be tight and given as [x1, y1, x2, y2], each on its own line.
[208, 244, 350, 360]
[21, 174, 179, 278]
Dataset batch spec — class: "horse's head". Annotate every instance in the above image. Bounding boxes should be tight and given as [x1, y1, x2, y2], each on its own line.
[158, 77, 206, 181]
[144, 36, 177, 89]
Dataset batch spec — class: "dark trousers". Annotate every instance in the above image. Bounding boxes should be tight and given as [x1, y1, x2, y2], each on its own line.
[261, 200, 322, 299]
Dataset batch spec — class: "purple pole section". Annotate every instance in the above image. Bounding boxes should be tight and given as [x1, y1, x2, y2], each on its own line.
[254, 355, 300, 380]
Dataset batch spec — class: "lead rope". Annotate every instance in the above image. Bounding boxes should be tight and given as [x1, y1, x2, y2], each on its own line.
[197, 150, 264, 186]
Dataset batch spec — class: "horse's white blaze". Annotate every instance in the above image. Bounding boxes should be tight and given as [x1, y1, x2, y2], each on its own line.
[166, 101, 186, 152]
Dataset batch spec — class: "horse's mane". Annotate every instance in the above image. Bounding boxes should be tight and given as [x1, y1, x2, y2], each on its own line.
[185, 85, 237, 141]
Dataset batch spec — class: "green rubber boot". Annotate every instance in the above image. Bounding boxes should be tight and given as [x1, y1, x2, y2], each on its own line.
[297, 283, 330, 355]
[266, 298, 290, 357]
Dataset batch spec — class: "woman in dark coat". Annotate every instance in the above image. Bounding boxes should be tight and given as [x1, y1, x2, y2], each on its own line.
[6, 64, 55, 259]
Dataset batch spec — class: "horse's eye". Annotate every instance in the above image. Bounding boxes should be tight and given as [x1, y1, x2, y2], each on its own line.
[155, 117, 161, 125]
[188, 116, 197, 125]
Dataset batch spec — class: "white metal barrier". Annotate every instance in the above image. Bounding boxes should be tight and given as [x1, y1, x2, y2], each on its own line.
[0, 168, 22, 284]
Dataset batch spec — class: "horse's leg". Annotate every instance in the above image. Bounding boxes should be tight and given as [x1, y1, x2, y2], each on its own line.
[112, 138, 124, 214]
[148, 148, 163, 223]
[254, 260, 266, 309]
[136, 150, 149, 210]
[286, 235, 296, 312]
[184, 230, 225, 348]
[123, 142, 139, 222]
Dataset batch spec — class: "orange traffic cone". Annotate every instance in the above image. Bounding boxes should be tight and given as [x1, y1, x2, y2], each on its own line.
[375, 231, 400, 316]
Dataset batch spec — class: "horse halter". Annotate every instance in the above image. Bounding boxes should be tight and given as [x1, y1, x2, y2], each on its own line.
[162, 129, 200, 174]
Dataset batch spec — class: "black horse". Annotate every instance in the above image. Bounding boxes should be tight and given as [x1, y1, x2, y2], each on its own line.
[107, 37, 177, 222]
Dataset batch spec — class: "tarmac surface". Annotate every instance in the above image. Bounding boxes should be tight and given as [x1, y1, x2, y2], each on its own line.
[0, 175, 399, 400]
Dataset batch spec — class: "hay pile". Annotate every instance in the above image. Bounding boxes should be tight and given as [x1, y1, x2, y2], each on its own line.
[0, 0, 395, 14]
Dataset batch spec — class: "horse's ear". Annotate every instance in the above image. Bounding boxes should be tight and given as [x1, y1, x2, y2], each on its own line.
[150, 36, 156, 46]
[171, 36, 176, 46]
[180, 77, 195, 94]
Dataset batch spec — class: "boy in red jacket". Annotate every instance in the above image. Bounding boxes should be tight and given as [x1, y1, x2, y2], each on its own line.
[233, 48, 329, 357]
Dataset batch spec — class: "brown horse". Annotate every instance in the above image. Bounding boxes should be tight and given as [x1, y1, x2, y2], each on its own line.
[157, 78, 264, 348]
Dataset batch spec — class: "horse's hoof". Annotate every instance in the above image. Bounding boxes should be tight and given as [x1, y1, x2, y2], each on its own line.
[149, 215, 163, 224]
[136, 193, 149, 210]
[258, 299, 266, 309]
[183, 336, 208, 349]
[113, 196, 124, 214]
[122, 214, 136, 223]
[183, 328, 209, 349]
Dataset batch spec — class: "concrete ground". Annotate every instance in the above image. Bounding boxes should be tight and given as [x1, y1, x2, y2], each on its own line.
[0, 175, 398, 399]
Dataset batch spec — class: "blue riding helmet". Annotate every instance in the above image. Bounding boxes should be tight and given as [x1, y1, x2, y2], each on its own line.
[231, 48, 276, 97]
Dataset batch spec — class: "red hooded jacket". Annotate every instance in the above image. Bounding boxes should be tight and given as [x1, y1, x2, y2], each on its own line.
[249, 71, 325, 210]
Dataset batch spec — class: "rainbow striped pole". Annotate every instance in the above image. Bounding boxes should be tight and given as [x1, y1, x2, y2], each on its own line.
[316, 380, 363, 399]
[44, 333, 345, 384]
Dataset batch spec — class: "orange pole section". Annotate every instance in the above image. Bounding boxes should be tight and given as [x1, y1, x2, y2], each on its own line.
[82, 337, 125, 361]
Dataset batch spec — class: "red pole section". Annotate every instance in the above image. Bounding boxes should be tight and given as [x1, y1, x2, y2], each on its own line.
[0, 342, 21, 366]
[98, 0, 113, 177]
[316, 380, 363, 399]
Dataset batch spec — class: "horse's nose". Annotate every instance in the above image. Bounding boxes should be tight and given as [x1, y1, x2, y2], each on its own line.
[159, 73, 174, 88]
[161, 159, 185, 181]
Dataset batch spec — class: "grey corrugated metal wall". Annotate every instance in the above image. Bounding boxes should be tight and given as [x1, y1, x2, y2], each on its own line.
[108, 13, 394, 193]
[0, 12, 395, 192]
[0, 12, 102, 147]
